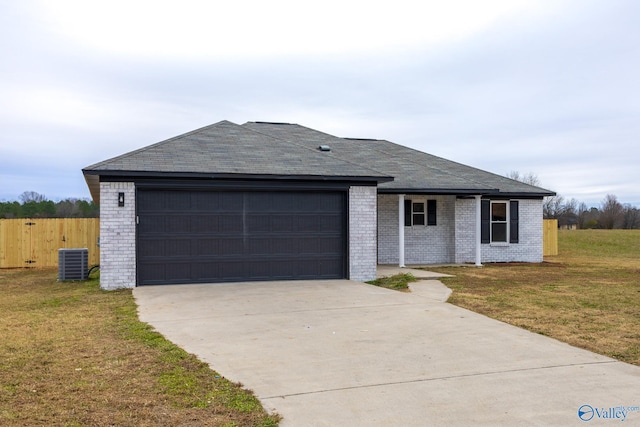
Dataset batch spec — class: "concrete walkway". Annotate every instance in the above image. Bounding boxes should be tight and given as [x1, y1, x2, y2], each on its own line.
[134, 279, 640, 426]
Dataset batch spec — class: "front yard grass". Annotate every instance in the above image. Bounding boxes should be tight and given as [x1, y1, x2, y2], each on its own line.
[366, 272, 417, 291]
[0, 268, 280, 426]
[430, 229, 640, 366]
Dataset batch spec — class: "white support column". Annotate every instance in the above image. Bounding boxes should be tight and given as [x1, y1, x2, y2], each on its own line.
[475, 195, 482, 267]
[398, 194, 405, 267]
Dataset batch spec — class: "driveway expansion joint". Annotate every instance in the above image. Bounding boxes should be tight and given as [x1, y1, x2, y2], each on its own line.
[260, 360, 620, 400]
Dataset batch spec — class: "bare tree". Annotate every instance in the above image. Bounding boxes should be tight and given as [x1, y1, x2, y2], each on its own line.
[622, 204, 640, 229]
[576, 202, 589, 229]
[507, 171, 541, 187]
[564, 198, 578, 216]
[599, 194, 624, 229]
[19, 191, 47, 203]
[543, 195, 565, 219]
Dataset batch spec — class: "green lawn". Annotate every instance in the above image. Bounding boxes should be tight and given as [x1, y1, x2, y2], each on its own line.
[431, 229, 640, 366]
[0, 269, 280, 426]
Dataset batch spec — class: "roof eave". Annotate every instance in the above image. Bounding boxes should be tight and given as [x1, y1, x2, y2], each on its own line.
[377, 188, 555, 198]
[83, 169, 392, 182]
[83, 173, 100, 205]
[489, 191, 556, 198]
[82, 170, 394, 203]
[377, 188, 500, 195]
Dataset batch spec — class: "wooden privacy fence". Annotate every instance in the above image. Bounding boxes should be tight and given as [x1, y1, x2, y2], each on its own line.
[1, 217, 557, 267]
[0, 218, 99, 268]
[543, 219, 558, 256]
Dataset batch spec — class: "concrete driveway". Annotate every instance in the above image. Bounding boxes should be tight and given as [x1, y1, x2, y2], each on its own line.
[134, 279, 640, 426]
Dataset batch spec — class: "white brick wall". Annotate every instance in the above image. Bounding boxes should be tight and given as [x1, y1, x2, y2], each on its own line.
[349, 186, 377, 282]
[379, 195, 545, 265]
[377, 194, 456, 264]
[455, 198, 544, 263]
[454, 198, 476, 263]
[99, 182, 136, 289]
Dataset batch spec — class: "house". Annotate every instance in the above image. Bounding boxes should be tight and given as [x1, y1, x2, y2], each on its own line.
[82, 120, 555, 289]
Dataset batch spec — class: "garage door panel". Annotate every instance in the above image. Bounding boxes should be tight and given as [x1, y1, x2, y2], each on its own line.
[165, 263, 192, 281]
[138, 239, 163, 258]
[137, 189, 347, 285]
[166, 239, 192, 256]
[142, 262, 167, 283]
[246, 238, 271, 255]
[245, 214, 271, 232]
[166, 192, 192, 210]
[218, 215, 243, 233]
[138, 215, 164, 234]
[194, 237, 244, 256]
[246, 192, 271, 211]
[270, 215, 296, 232]
[165, 216, 191, 233]
[270, 237, 300, 254]
[304, 237, 343, 254]
[191, 215, 219, 232]
[138, 192, 164, 211]
[195, 238, 220, 256]
[218, 261, 245, 279]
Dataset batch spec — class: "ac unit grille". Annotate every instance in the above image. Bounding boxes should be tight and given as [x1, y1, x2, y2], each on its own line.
[58, 248, 89, 281]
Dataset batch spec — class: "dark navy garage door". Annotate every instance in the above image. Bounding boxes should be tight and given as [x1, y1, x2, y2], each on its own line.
[137, 190, 347, 285]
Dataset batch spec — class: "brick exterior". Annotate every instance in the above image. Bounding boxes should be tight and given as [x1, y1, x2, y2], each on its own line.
[349, 186, 377, 282]
[453, 198, 477, 263]
[99, 182, 136, 289]
[379, 195, 544, 265]
[455, 198, 543, 263]
[378, 195, 456, 264]
[97, 181, 542, 288]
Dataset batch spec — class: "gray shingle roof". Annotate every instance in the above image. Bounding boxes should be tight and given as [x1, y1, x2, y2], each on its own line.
[84, 120, 388, 178]
[243, 122, 555, 196]
[83, 119, 554, 202]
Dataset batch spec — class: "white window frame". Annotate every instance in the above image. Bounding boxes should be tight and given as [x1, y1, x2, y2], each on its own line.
[490, 201, 509, 244]
[411, 200, 426, 226]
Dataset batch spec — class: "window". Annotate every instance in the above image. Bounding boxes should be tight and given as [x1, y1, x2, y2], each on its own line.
[412, 202, 425, 225]
[481, 200, 519, 244]
[491, 202, 508, 242]
[404, 199, 437, 226]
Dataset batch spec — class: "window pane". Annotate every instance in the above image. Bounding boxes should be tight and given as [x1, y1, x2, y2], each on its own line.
[492, 223, 507, 242]
[491, 203, 507, 221]
[413, 202, 425, 213]
[413, 214, 425, 226]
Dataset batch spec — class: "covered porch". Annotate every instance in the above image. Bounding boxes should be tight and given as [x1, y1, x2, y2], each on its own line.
[377, 194, 484, 267]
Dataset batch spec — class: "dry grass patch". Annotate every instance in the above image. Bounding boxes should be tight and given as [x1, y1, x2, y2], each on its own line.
[430, 230, 640, 366]
[0, 268, 280, 426]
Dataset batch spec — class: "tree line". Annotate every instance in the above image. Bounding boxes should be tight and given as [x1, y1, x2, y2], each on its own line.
[508, 172, 640, 230]
[0, 191, 99, 219]
[544, 194, 640, 229]
[3, 185, 639, 229]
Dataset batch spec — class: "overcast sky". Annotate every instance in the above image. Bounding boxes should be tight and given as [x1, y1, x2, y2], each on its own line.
[1, 0, 638, 207]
